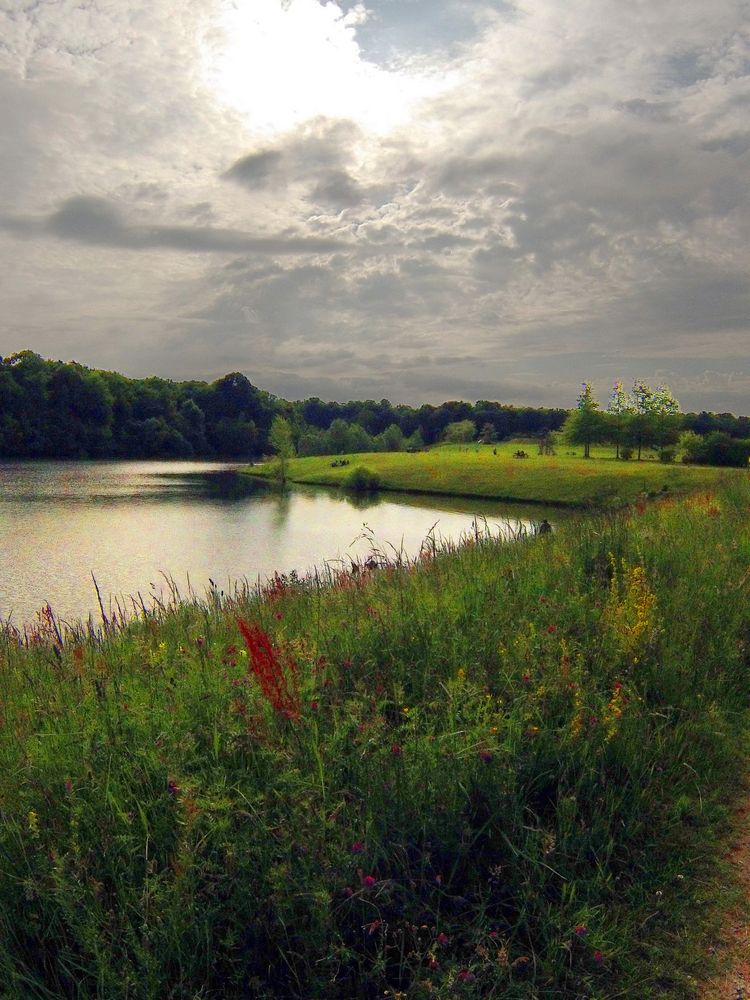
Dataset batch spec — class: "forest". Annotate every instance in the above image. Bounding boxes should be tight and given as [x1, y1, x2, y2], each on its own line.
[1, 350, 748, 462]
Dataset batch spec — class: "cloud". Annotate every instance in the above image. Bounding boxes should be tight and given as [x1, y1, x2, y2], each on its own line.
[2, 196, 348, 255]
[0, 0, 748, 413]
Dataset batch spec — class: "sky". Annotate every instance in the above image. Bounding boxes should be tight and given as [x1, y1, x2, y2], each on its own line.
[0, 0, 748, 412]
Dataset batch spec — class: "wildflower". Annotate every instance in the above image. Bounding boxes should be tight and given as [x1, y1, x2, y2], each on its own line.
[195, 636, 205, 647]
[401, 705, 411, 716]
[344, 886, 354, 897]
[457, 969, 475, 983]
[237, 619, 301, 721]
[456, 667, 466, 681]
[27, 810, 39, 836]
[428, 957, 440, 971]
[361, 874, 377, 888]
[593, 950, 604, 963]
[365, 919, 381, 935]
[391, 743, 403, 756]
[547, 624, 556, 634]
[167, 779, 180, 796]
[479, 750, 493, 764]
[342, 658, 353, 669]
[522, 673, 531, 684]
[573, 924, 588, 937]
[274, 612, 283, 621]
[64, 778, 73, 794]
[351, 840, 365, 854]
[436, 932, 449, 946]
[310, 700, 319, 711]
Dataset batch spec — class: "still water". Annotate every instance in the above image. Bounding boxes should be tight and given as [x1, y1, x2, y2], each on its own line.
[0, 461, 561, 628]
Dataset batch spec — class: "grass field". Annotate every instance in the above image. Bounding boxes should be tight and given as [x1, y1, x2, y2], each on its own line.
[0, 477, 748, 998]
[243, 442, 733, 508]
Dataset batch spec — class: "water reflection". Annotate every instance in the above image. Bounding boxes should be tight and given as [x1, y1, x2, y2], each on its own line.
[0, 461, 565, 628]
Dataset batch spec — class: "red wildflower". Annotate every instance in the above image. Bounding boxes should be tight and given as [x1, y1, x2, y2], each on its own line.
[391, 743, 403, 756]
[457, 969, 475, 983]
[547, 624, 556, 634]
[274, 612, 283, 621]
[361, 874, 377, 888]
[573, 924, 588, 937]
[522, 674, 531, 684]
[351, 840, 365, 854]
[479, 750, 493, 764]
[436, 932, 449, 946]
[365, 919, 381, 935]
[237, 619, 301, 721]
[593, 950, 604, 963]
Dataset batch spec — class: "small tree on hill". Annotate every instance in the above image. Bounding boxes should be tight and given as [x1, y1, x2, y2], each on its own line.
[269, 416, 295, 483]
[607, 381, 633, 459]
[626, 381, 680, 460]
[563, 382, 607, 458]
[443, 419, 476, 444]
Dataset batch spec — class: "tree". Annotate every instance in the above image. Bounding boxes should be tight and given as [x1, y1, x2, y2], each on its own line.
[626, 381, 680, 460]
[378, 423, 405, 452]
[443, 419, 476, 444]
[607, 381, 633, 459]
[563, 382, 607, 458]
[649, 384, 681, 460]
[269, 416, 295, 483]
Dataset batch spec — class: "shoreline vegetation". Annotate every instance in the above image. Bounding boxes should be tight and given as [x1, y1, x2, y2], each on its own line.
[0, 469, 748, 998]
[242, 441, 735, 509]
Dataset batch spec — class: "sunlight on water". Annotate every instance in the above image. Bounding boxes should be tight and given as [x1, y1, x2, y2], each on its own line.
[0, 461, 563, 628]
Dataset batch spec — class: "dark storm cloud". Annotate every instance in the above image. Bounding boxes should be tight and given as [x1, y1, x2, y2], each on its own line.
[2, 196, 348, 255]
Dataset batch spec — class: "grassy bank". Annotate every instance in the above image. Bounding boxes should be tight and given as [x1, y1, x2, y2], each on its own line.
[0, 479, 749, 998]
[242, 442, 731, 507]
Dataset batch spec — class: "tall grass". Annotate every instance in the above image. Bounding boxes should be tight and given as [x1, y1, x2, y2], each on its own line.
[0, 481, 748, 998]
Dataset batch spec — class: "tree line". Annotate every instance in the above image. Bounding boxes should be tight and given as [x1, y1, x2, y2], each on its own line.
[1, 352, 748, 463]
[563, 381, 750, 466]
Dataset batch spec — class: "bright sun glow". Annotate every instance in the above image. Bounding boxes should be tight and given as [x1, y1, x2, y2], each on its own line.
[204, 0, 447, 136]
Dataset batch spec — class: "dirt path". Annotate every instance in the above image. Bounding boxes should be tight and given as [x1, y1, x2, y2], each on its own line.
[699, 802, 750, 1000]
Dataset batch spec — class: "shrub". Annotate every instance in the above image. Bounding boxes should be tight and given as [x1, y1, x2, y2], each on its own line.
[659, 447, 676, 463]
[342, 465, 381, 491]
[620, 446, 634, 460]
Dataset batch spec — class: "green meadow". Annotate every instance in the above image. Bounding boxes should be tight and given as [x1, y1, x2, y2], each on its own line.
[0, 473, 748, 998]
[243, 442, 729, 507]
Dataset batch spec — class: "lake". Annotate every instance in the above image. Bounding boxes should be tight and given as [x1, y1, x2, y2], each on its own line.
[0, 461, 563, 629]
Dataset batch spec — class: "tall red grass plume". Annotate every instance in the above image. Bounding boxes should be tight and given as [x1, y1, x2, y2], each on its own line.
[236, 619, 301, 721]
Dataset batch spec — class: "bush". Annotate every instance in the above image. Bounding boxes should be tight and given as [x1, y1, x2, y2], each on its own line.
[620, 446, 634, 460]
[342, 465, 381, 492]
[659, 447, 676, 463]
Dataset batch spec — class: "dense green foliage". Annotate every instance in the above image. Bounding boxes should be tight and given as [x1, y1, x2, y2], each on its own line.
[0, 351, 277, 459]
[246, 442, 732, 508]
[0, 479, 748, 998]
[0, 352, 569, 459]
[2, 352, 749, 462]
